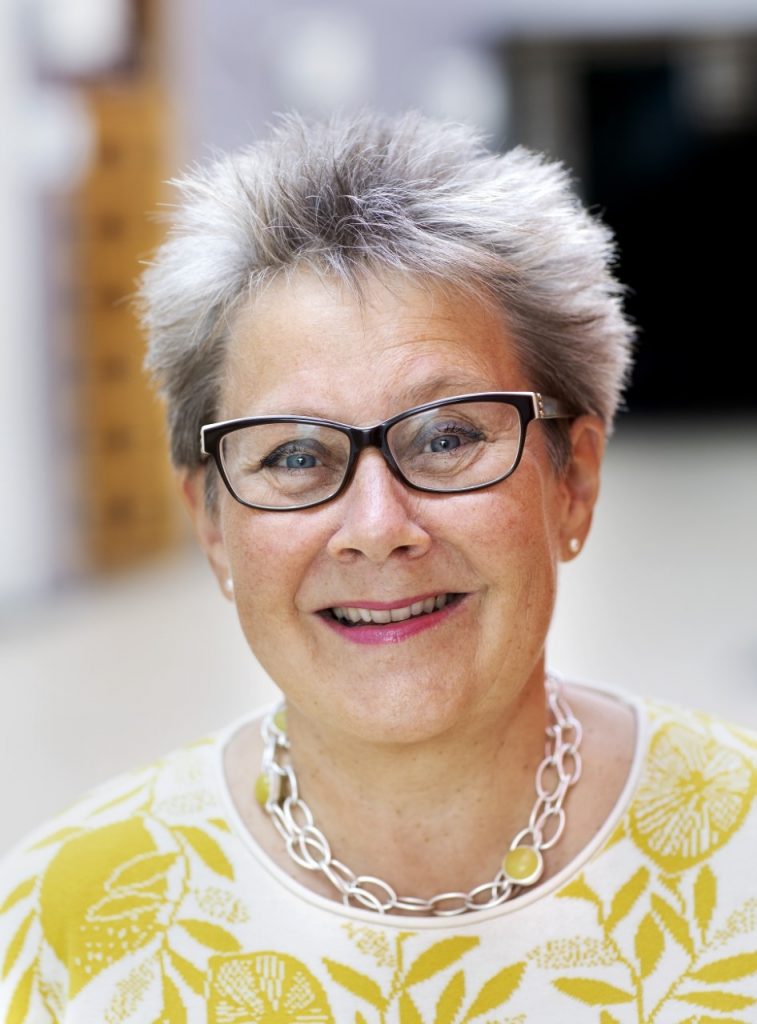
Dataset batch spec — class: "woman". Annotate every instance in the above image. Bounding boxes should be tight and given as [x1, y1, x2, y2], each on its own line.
[2, 112, 756, 1023]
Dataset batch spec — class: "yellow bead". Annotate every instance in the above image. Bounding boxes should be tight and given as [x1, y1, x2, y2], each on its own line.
[254, 772, 270, 805]
[273, 708, 287, 732]
[502, 846, 544, 886]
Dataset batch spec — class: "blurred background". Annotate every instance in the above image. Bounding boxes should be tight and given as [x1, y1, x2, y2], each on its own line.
[1, 0, 756, 855]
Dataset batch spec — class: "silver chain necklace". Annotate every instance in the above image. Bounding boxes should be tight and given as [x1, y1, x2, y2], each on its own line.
[255, 673, 582, 916]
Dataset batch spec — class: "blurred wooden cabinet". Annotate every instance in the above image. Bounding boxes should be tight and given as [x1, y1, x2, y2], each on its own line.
[67, 1, 184, 571]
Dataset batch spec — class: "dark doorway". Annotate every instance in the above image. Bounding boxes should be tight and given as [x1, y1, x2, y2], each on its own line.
[505, 36, 757, 416]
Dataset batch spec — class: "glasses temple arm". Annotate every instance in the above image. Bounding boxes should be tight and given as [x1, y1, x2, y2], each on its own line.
[534, 394, 575, 420]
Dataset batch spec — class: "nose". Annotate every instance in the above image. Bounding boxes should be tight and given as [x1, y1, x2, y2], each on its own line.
[326, 449, 432, 564]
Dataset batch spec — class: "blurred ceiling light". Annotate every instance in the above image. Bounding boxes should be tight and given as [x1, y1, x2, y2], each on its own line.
[33, 0, 133, 76]
[270, 7, 373, 113]
[420, 46, 509, 138]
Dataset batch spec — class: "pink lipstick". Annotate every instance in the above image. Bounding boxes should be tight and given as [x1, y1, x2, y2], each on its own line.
[318, 592, 466, 644]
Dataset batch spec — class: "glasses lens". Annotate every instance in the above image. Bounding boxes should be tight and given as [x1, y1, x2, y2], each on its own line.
[219, 422, 351, 508]
[387, 400, 522, 491]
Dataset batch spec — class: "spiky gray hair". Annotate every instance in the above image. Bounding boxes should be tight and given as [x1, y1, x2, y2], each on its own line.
[138, 110, 635, 488]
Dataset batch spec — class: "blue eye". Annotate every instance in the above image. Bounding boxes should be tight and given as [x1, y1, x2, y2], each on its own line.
[429, 435, 462, 453]
[260, 444, 321, 471]
[284, 453, 317, 469]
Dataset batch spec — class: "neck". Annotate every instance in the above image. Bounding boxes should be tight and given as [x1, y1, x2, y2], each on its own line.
[278, 668, 551, 901]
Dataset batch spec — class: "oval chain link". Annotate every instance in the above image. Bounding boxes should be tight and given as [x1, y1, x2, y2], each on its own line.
[258, 672, 581, 916]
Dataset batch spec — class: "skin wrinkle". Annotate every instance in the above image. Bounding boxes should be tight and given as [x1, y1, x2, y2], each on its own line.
[182, 269, 633, 902]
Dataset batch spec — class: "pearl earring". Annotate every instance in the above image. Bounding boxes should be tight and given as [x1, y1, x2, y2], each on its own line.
[568, 538, 581, 555]
[224, 577, 234, 595]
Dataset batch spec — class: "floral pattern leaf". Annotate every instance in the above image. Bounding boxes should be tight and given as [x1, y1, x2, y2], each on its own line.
[177, 919, 240, 953]
[0, 879, 36, 915]
[551, 978, 635, 1006]
[87, 891, 161, 922]
[690, 952, 757, 983]
[605, 868, 648, 933]
[405, 937, 479, 987]
[162, 973, 188, 1023]
[2, 911, 34, 979]
[634, 913, 665, 979]
[694, 864, 717, 937]
[555, 875, 602, 908]
[675, 990, 756, 1011]
[7, 963, 34, 1024]
[651, 893, 694, 955]
[399, 990, 424, 1024]
[355, 1014, 368, 1024]
[434, 970, 465, 1024]
[168, 948, 205, 996]
[323, 958, 387, 1011]
[174, 827, 234, 880]
[599, 1012, 621, 1024]
[109, 853, 178, 890]
[680, 1017, 750, 1024]
[462, 962, 525, 1020]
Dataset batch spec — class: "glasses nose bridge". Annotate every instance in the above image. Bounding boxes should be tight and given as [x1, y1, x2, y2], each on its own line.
[345, 421, 402, 483]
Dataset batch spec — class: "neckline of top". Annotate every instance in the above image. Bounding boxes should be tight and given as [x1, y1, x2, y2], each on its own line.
[212, 677, 648, 930]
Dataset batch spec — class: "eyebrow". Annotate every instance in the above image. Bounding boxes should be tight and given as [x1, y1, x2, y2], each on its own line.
[236, 376, 509, 422]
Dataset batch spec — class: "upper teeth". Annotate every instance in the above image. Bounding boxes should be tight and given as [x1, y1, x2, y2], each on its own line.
[331, 594, 452, 624]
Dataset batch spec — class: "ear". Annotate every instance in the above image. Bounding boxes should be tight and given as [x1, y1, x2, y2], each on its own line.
[178, 468, 234, 600]
[557, 415, 606, 562]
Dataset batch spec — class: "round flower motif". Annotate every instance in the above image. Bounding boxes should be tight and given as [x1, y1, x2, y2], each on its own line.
[208, 951, 335, 1023]
[629, 722, 757, 872]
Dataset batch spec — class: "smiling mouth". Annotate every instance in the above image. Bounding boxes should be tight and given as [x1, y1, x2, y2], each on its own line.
[323, 593, 464, 626]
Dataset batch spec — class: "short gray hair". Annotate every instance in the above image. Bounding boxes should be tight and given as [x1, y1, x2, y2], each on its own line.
[138, 110, 635, 482]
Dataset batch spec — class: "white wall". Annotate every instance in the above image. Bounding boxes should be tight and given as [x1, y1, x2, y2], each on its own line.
[0, 1, 53, 606]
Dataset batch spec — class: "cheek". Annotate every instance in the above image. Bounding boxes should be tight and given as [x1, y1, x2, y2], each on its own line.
[467, 482, 561, 631]
[221, 506, 335, 690]
[223, 510, 306, 637]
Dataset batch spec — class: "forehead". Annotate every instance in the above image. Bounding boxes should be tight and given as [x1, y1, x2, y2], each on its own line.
[222, 271, 526, 419]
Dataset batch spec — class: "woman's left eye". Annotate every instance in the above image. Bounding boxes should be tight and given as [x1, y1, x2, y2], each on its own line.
[427, 434, 462, 453]
[422, 425, 482, 453]
[282, 452, 317, 469]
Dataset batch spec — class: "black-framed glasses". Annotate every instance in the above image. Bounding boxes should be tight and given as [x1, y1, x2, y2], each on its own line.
[200, 392, 574, 511]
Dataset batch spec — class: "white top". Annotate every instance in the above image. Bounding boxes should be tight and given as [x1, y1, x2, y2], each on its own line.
[2, 681, 757, 1023]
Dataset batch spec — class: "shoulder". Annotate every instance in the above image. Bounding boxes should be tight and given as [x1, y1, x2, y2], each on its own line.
[0, 729, 241, 1016]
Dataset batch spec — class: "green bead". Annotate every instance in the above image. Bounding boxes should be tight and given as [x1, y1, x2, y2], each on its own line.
[502, 846, 543, 886]
[273, 708, 287, 733]
[254, 772, 270, 805]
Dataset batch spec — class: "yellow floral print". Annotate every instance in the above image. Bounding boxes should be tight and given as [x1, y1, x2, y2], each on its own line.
[39, 819, 167, 995]
[0, 753, 248, 1022]
[629, 722, 757, 872]
[1, 698, 756, 1024]
[546, 862, 757, 1020]
[332, 928, 525, 1024]
[207, 951, 334, 1023]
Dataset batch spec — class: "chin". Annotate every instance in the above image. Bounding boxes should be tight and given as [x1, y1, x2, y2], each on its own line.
[325, 675, 476, 747]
